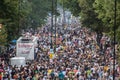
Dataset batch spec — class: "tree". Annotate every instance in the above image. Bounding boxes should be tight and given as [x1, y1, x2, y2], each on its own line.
[78, 0, 105, 32]
[0, 24, 7, 46]
[19, 0, 32, 30]
[58, 0, 81, 17]
[26, 0, 53, 29]
[0, 0, 18, 42]
[0, 0, 52, 42]
[0, 0, 32, 42]
[58, 0, 104, 32]
[93, 0, 120, 42]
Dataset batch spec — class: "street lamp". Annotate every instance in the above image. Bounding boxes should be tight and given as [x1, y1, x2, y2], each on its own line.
[0, 24, 2, 32]
[51, 0, 54, 49]
[113, 0, 117, 80]
[54, 0, 57, 53]
[0, 24, 2, 54]
[62, 0, 66, 27]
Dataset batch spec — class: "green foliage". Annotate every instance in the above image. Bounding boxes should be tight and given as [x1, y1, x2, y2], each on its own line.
[116, 27, 120, 43]
[93, 0, 120, 42]
[19, 0, 32, 29]
[59, 0, 81, 17]
[58, 0, 120, 42]
[93, 0, 114, 29]
[58, 0, 104, 32]
[22, 0, 53, 29]
[0, 25, 7, 46]
[0, 0, 54, 43]
[117, 45, 120, 65]
[0, 0, 32, 41]
[0, 0, 19, 42]
[78, 0, 104, 32]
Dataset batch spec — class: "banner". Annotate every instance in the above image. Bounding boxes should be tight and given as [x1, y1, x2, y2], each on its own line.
[16, 43, 34, 60]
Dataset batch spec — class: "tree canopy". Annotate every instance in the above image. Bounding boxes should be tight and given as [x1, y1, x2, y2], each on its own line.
[58, 0, 120, 43]
[93, 0, 120, 41]
[0, 0, 53, 45]
[0, 24, 7, 46]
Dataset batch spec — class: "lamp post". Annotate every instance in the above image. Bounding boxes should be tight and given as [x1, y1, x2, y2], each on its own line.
[113, 0, 117, 80]
[0, 24, 2, 32]
[18, 0, 21, 36]
[18, 0, 20, 35]
[62, 0, 65, 27]
[0, 24, 2, 54]
[54, 0, 57, 53]
[51, 0, 54, 49]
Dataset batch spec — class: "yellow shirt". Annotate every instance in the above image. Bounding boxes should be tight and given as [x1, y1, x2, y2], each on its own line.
[48, 69, 52, 75]
[104, 66, 109, 72]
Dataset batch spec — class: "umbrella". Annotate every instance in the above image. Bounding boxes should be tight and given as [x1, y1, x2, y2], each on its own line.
[12, 39, 17, 43]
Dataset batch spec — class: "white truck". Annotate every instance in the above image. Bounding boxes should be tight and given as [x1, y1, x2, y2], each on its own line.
[16, 36, 38, 60]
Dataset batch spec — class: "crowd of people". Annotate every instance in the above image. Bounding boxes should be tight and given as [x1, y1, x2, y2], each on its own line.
[0, 23, 120, 80]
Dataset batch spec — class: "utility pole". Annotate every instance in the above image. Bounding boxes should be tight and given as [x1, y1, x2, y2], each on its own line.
[62, 0, 65, 27]
[54, 0, 57, 53]
[0, 24, 2, 54]
[18, 0, 20, 36]
[51, 0, 54, 49]
[113, 0, 117, 80]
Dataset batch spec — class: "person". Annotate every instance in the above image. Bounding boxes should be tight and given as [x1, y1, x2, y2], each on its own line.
[1, 23, 119, 80]
[50, 70, 55, 80]
[58, 70, 65, 80]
